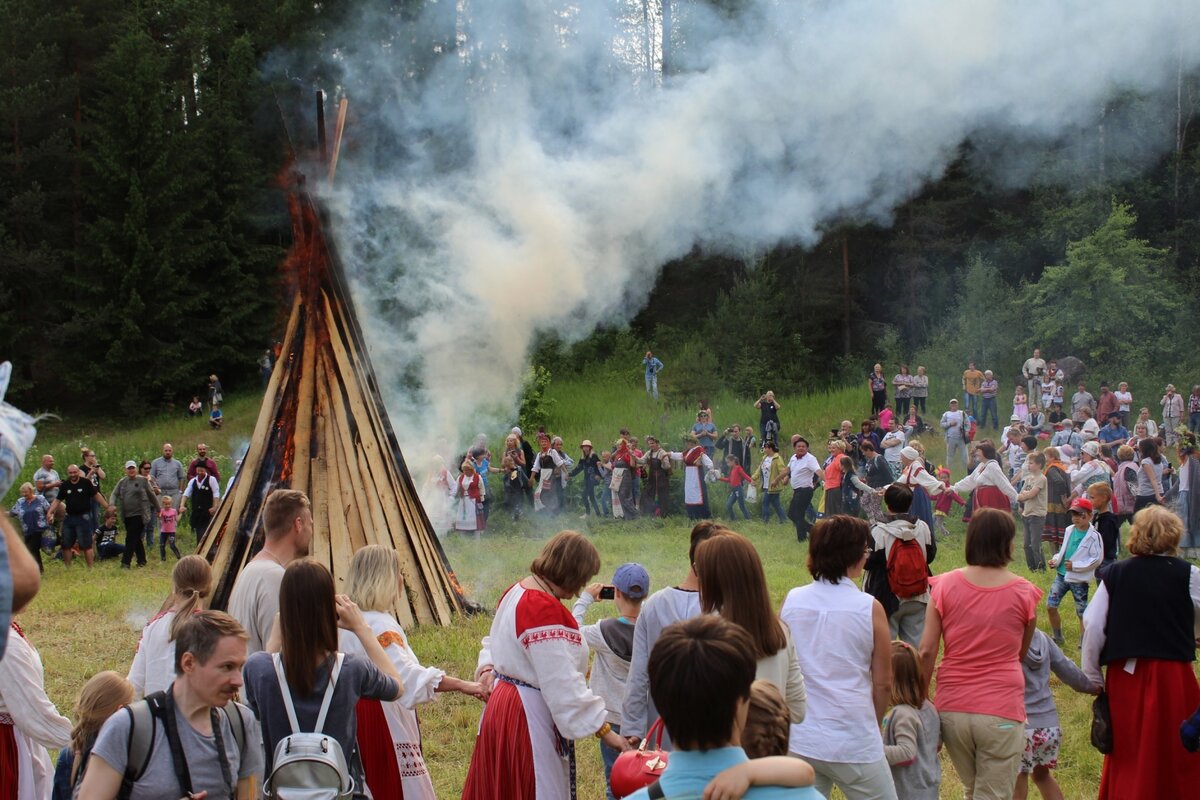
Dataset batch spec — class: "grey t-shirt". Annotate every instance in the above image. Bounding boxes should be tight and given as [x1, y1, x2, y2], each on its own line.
[227, 559, 285, 655]
[90, 700, 262, 800]
[243, 651, 399, 798]
[150, 457, 186, 496]
[33, 467, 60, 502]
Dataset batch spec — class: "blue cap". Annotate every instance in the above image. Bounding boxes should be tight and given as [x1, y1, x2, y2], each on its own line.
[612, 563, 650, 600]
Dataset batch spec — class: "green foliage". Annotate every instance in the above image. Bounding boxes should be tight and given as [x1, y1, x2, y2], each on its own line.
[517, 365, 556, 432]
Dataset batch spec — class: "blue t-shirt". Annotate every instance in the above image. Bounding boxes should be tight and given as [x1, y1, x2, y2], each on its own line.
[692, 423, 718, 448]
[1057, 525, 1087, 577]
[623, 747, 822, 800]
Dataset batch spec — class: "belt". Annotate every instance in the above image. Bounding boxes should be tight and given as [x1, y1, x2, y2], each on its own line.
[0, 713, 13, 725]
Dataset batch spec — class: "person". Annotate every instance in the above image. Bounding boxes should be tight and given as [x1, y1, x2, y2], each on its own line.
[1111, 444, 1139, 527]
[864, 485, 936, 647]
[227, 489, 313, 655]
[1014, 630, 1101, 800]
[1113, 382, 1133, 428]
[452, 458, 486, 531]
[340, 546, 484, 800]
[1097, 413, 1129, 445]
[208, 404, 224, 429]
[500, 454, 528, 521]
[1190, 385, 1200, 434]
[1041, 446, 1072, 549]
[1134, 437, 1166, 510]
[917, 508, 1042, 800]
[1046, 497, 1102, 645]
[568, 440, 602, 518]
[109, 460, 159, 569]
[781, 515, 897, 800]
[463, 532, 629, 798]
[756, 391, 783, 445]
[931, 468, 965, 540]
[259, 348, 273, 387]
[740, 680, 792, 760]
[691, 411, 718, 458]
[757, 440, 788, 524]
[1084, 483, 1120, 581]
[47, 464, 108, 567]
[639, 435, 673, 518]
[1069, 440, 1111, 497]
[694, 533, 807, 723]
[9, 483, 50, 573]
[719, 455, 754, 520]
[52, 671, 134, 800]
[717, 426, 753, 476]
[179, 461, 220, 540]
[951, 443, 1018, 514]
[879, 418, 907, 477]
[858, 441, 892, 523]
[1071, 381, 1095, 423]
[187, 442, 220, 483]
[1161, 383, 1184, 446]
[150, 443, 186, 525]
[605, 437, 636, 520]
[1077, 407, 1100, 442]
[1179, 440, 1200, 559]
[642, 351, 663, 399]
[1017, 451, 1048, 572]
[207, 373, 223, 408]
[787, 438, 821, 543]
[869, 365, 888, 416]
[244, 561, 403, 799]
[1095, 382, 1119, 424]
[1012, 384, 1029, 424]
[156, 494, 182, 560]
[882, 641, 940, 800]
[573, 563, 650, 800]
[187, 396, 202, 417]
[893, 365, 913, 417]
[623, 522, 725, 749]
[137, 461, 161, 549]
[680, 434, 714, 521]
[80, 448, 106, 527]
[820, 441, 847, 516]
[1021, 349, 1046, 407]
[1081, 505, 1200, 798]
[78, 612, 263, 800]
[0, 620, 72, 799]
[128, 555, 212, 698]
[33, 454, 61, 508]
[911, 366, 929, 415]
[894, 446, 942, 532]
[978, 370, 999, 430]
[840, 455, 874, 519]
[93, 508, 125, 561]
[962, 361, 984, 420]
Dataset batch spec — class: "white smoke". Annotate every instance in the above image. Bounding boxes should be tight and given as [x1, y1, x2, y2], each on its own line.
[306, 0, 1199, 458]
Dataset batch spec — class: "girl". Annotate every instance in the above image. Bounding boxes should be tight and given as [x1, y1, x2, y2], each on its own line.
[157, 495, 181, 560]
[1013, 384, 1029, 422]
[932, 467, 965, 540]
[127, 555, 212, 697]
[883, 641, 940, 800]
[9, 482, 49, 573]
[52, 671, 134, 800]
[720, 455, 754, 520]
[452, 459, 485, 534]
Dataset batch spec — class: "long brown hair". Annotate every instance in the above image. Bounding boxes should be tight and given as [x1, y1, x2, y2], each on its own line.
[279, 559, 339, 697]
[70, 671, 134, 783]
[889, 641, 926, 708]
[695, 533, 787, 659]
[168, 555, 213, 640]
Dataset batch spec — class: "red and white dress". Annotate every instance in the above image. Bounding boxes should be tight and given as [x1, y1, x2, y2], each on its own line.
[0, 624, 71, 800]
[681, 446, 713, 510]
[339, 610, 442, 800]
[453, 472, 485, 532]
[462, 584, 607, 800]
[951, 458, 1018, 513]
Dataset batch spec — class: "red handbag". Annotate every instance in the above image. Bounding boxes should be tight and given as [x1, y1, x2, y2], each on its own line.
[610, 718, 670, 799]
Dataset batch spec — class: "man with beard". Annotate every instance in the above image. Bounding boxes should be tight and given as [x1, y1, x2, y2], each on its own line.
[226, 490, 314, 655]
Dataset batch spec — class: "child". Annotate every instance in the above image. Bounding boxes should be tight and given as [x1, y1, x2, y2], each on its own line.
[187, 396, 202, 417]
[720, 455, 754, 520]
[882, 641, 940, 799]
[501, 454, 527, 522]
[1016, 630, 1101, 800]
[208, 403, 223, 429]
[1087, 482, 1120, 579]
[573, 564, 651, 800]
[597, 452, 614, 517]
[931, 467, 965, 539]
[158, 495, 182, 561]
[9, 481, 50, 573]
[1013, 384, 1029, 422]
[1047, 497, 1103, 645]
[127, 555, 212, 697]
[52, 671, 134, 799]
[94, 507, 125, 561]
[1018, 452, 1048, 572]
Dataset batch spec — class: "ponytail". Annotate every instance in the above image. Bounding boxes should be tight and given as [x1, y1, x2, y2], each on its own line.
[168, 555, 212, 640]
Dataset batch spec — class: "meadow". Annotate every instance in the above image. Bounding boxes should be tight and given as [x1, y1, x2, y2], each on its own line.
[7, 377, 1168, 799]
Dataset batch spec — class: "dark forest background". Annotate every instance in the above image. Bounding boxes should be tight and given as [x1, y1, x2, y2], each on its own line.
[3, 0, 1199, 414]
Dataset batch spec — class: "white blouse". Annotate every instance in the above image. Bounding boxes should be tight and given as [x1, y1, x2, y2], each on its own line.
[0, 627, 72, 800]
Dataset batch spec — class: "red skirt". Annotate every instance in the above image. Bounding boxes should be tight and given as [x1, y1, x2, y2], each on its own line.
[357, 698, 404, 799]
[973, 484, 1011, 512]
[461, 679, 535, 800]
[0, 722, 17, 800]
[1099, 658, 1200, 799]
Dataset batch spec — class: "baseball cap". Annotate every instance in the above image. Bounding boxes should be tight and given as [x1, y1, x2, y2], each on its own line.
[1069, 497, 1094, 513]
[948, 398, 958, 404]
[612, 563, 650, 600]
[1010, 414, 1021, 421]
[124, 460, 138, 469]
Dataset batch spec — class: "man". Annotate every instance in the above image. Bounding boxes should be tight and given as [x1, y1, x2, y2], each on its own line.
[1095, 382, 1119, 423]
[623, 615, 822, 800]
[638, 435, 672, 518]
[1071, 382, 1095, 424]
[940, 398, 969, 475]
[879, 417, 907, 477]
[48, 464, 109, 567]
[642, 351, 664, 400]
[961, 361, 984, 419]
[78, 611, 263, 800]
[1050, 419, 1082, 453]
[180, 463, 221, 540]
[110, 460, 159, 568]
[717, 426, 752, 476]
[187, 442, 220, 482]
[865, 485, 936, 648]
[978, 370, 1000, 430]
[622, 522, 726, 751]
[692, 411, 718, 458]
[33, 454, 62, 541]
[1021, 349, 1047, 407]
[1097, 414, 1128, 445]
[226, 489, 313, 654]
[1162, 384, 1184, 446]
[1189, 385, 1200, 434]
[787, 438, 821, 543]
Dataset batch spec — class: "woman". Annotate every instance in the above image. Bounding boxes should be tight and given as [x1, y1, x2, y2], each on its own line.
[694, 533, 806, 723]
[1069, 441, 1112, 497]
[452, 459, 485, 533]
[893, 365, 913, 418]
[822, 440, 847, 516]
[52, 671, 133, 800]
[0, 620, 72, 800]
[81, 448, 106, 528]
[951, 443, 1018, 515]
[868, 365, 888, 416]
[1136, 407, 1159, 439]
[1081, 505, 1200, 798]
[463, 531, 629, 799]
[1042, 446, 1072, 548]
[243, 560, 404, 800]
[1179, 441, 1200, 559]
[9, 483, 50, 572]
[755, 391, 782, 445]
[911, 366, 929, 415]
[340, 546, 485, 799]
[918, 508, 1043, 800]
[503, 434, 526, 470]
[127, 555, 211, 698]
[208, 373, 223, 408]
[780, 515, 896, 800]
[1135, 438, 1166, 510]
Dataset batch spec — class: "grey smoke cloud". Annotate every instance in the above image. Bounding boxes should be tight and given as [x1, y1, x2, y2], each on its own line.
[307, 0, 1199, 455]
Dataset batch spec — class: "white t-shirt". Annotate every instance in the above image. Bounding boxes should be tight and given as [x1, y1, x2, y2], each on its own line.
[881, 429, 907, 464]
[226, 558, 285, 655]
[787, 453, 821, 489]
[1114, 391, 1132, 412]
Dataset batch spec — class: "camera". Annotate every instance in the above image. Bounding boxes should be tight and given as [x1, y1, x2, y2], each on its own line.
[599, 585, 615, 600]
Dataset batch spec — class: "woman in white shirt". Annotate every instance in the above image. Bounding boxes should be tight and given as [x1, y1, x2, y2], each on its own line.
[0, 622, 72, 800]
[952, 443, 1019, 514]
[127, 555, 211, 697]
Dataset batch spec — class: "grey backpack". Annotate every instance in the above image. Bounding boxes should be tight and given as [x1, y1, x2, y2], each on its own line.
[263, 652, 355, 800]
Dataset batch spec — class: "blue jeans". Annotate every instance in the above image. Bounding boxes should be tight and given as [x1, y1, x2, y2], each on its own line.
[645, 373, 658, 399]
[600, 722, 621, 800]
[965, 392, 979, 418]
[1190, 412, 1200, 434]
[1048, 574, 1089, 617]
[980, 396, 999, 429]
[726, 485, 750, 520]
[762, 492, 786, 523]
[945, 438, 969, 474]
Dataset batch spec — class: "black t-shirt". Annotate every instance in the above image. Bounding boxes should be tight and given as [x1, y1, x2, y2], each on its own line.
[59, 478, 98, 515]
[1094, 511, 1121, 561]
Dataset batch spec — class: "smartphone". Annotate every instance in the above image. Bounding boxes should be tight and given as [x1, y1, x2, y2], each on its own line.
[599, 585, 615, 600]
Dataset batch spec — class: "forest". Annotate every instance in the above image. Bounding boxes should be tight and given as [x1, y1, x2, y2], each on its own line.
[2, 0, 1198, 414]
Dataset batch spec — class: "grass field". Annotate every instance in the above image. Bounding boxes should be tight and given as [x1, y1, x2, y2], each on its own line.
[9, 379, 1180, 799]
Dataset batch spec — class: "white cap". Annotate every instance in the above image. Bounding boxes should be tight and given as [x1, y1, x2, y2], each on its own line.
[124, 460, 138, 469]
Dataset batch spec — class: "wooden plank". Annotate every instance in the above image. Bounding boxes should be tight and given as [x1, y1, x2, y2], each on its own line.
[324, 406, 353, 593]
[308, 371, 333, 571]
[291, 310, 317, 495]
[327, 98, 348, 183]
[318, 350, 370, 554]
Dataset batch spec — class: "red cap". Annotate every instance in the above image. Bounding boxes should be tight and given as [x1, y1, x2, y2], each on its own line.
[1069, 497, 1094, 513]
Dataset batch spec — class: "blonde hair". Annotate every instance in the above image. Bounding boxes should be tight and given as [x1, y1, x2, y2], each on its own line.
[1126, 505, 1183, 556]
[70, 672, 134, 782]
[741, 680, 790, 758]
[909, 440, 926, 457]
[18, 482, 33, 495]
[169, 556, 212, 640]
[346, 545, 402, 613]
[1117, 445, 1136, 462]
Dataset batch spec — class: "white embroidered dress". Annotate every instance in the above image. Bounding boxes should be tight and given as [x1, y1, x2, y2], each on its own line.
[0, 626, 71, 800]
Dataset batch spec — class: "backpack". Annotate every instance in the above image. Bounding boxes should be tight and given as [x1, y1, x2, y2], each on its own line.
[887, 536, 929, 599]
[964, 414, 977, 443]
[263, 652, 355, 800]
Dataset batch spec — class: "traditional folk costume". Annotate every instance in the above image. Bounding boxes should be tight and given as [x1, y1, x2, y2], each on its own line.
[682, 445, 714, 520]
[462, 584, 607, 800]
[423, 458, 453, 533]
[640, 445, 673, 518]
[897, 459, 943, 532]
[951, 458, 1018, 520]
[340, 610, 442, 800]
[453, 471, 486, 532]
[0, 623, 71, 800]
[1043, 458, 1072, 547]
[609, 442, 638, 519]
[531, 447, 565, 514]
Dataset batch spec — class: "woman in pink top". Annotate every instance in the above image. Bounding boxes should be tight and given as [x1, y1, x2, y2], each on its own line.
[918, 508, 1042, 800]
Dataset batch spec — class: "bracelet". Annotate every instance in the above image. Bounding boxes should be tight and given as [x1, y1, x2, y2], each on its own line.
[596, 722, 612, 739]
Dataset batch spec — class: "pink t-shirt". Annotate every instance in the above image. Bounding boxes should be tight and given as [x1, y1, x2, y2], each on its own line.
[930, 569, 1043, 722]
[159, 507, 178, 533]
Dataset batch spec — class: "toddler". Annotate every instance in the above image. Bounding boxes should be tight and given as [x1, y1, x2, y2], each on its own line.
[1013, 385, 1029, 421]
[883, 641, 940, 799]
[158, 495, 182, 560]
[931, 467, 964, 539]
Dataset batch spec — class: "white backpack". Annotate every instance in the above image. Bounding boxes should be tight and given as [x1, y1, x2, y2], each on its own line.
[263, 653, 355, 800]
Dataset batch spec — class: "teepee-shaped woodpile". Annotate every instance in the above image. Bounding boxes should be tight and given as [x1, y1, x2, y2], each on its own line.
[198, 158, 467, 627]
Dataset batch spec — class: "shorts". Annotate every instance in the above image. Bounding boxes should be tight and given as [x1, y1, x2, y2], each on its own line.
[61, 514, 94, 550]
[1020, 726, 1062, 772]
[1047, 574, 1089, 615]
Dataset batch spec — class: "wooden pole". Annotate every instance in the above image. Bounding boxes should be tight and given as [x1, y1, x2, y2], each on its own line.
[316, 90, 327, 164]
[327, 98, 348, 184]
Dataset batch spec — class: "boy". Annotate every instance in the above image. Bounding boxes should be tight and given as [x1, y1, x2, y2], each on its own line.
[1047, 498, 1103, 645]
[1017, 452, 1048, 572]
[1086, 482, 1120, 580]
